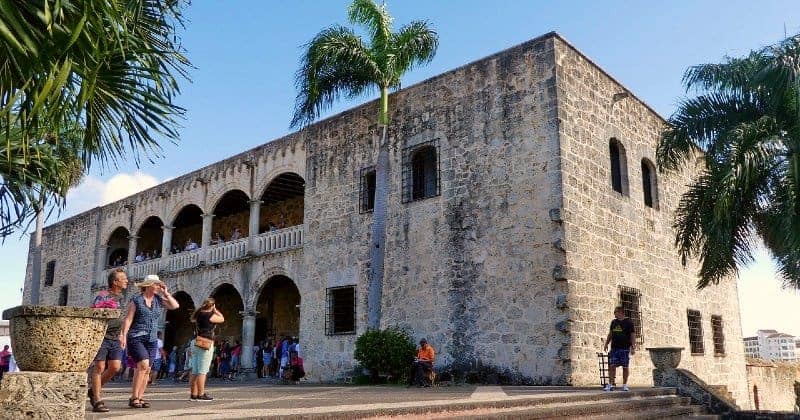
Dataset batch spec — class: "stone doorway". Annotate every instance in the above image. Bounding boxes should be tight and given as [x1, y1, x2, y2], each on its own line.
[211, 283, 244, 342]
[255, 276, 300, 345]
[164, 291, 195, 351]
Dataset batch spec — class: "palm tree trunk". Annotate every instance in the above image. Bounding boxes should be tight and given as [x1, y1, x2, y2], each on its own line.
[368, 121, 389, 329]
[368, 86, 391, 329]
[29, 194, 44, 305]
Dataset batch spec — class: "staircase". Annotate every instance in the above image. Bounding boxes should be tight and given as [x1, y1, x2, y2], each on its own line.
[293, 388, 717, 419]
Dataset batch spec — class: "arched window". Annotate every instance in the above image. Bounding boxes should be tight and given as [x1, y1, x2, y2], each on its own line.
[402, 140, 441, 203]
[609, 139, 629, 196]
[641, 158, 659, 209]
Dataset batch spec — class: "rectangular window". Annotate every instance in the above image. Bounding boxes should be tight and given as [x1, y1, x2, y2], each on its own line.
[401, 139, 441, 203]
[619, 286, 644, 345]
[711, 315, 725, 355]
[326, 286, 356, 335]
[359, 166, 376, 213]
[44, 260, 56, 286]
[687, 309, 704, 355]
[58, 285, 69, 306]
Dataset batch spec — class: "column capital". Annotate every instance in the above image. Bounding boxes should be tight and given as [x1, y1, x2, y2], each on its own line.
[248, 199, 263, 206]
[201, 213, 215, 219]
[238, 310, 258, 318]
[161, 225, 174, 231]
[127, 235, 139, 241]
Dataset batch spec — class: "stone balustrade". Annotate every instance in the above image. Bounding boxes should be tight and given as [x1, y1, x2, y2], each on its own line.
[256, 225, 303, 254]
[207, 237, 248, 264]
[95, 224, 305, 287]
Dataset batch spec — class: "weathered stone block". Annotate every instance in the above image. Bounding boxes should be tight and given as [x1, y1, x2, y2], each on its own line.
[0, 372, 85, 420]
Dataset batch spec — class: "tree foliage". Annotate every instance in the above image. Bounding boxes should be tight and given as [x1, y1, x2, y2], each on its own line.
[0, 0, 191, 237]
[657, 34, 800, 289]
[353, 327, 416, 380]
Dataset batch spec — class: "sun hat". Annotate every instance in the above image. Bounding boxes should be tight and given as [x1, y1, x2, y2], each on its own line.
[136, 274, 164, 288]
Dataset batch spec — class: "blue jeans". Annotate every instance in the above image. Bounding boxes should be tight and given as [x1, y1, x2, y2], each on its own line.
[127, 335, 157, 364]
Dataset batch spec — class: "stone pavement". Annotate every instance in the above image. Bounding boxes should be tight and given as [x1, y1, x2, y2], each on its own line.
[84, 379, 655, 419]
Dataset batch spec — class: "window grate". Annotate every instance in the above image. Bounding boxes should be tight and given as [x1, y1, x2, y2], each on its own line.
[401, 139, 441, 203]
[44, 260, 56, 286]
[711, 315, 725, 355]
[687, 309, 704, 355]
[359, 166, 376, 213]
[325, 286, 356, 335]
[619, 286, 644, 345]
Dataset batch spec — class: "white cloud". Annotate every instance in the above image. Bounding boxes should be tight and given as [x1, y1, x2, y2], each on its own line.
[62, 171, 159, 218]
[737, 247, 800, 337]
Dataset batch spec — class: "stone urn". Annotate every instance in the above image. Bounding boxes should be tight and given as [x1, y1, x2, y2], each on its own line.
[646, 347, 684, 369]
[2, 305, 121, 372]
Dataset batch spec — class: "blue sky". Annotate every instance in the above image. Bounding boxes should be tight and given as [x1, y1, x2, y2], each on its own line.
[1, 0, 799, 336]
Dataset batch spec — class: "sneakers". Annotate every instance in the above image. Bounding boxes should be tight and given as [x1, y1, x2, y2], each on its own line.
[622, 384, 630, 392]
[189, 395, 197, 401]
[603, 383, 614, 391]
[196, 394, 213, 401]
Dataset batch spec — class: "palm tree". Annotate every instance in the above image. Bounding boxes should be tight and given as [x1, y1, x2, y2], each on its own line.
[0, 0, 191, 237]
[657, 34, 800, 289]
[291, 0, 437, 328]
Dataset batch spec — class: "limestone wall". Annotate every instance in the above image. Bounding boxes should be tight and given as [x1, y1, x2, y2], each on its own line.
[746, 359, 800, 412]
[301, 34, 566, 383]
[553, 37, 749, 405]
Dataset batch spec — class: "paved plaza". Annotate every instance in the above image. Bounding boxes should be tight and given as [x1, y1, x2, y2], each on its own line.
[84, 380, 638, 419]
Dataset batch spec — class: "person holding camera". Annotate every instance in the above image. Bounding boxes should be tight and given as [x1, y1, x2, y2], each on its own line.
[188, 298, 225, 401]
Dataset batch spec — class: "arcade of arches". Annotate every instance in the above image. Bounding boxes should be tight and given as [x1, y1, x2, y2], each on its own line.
[106, 227, 130, 266]
[160, 277, 301, 368]
[137, 216, 164, 257]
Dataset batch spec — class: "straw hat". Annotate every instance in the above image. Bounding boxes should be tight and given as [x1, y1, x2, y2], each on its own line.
[136, 274, 164, 289]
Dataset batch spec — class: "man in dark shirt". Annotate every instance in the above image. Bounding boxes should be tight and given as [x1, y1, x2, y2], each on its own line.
[603, 306, 636, 391]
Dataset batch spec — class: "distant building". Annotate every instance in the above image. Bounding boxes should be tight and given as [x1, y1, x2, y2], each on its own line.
[0, 320, 9, 350]
[743, 329, 797, 361]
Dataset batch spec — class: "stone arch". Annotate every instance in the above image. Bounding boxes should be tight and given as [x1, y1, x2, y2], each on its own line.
[210, 189, 250, 241]
[105, 226, 130, 267]
[253, 164, 304, 200]
[135, 216, 164, 259]
[206, 182, 250, 213]
[210, 283, 244, 342]
[165, 199, 205, 229]
[257, 172, 305, 233]
[170, 204, 203, 252]
[164, 291, 196, 351]
[254, 275, 301, 345]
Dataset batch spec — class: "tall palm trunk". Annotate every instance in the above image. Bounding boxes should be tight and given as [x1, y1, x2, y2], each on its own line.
[30, 194, 44, 305]
[368, 86, 390, 329]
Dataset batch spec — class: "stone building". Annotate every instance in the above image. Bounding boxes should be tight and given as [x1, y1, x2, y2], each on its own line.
[23, 32, 749, 404]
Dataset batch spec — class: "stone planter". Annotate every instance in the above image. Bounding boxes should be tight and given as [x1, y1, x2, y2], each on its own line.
[646, 347, 684, 370]
[2, 305, 120, 372]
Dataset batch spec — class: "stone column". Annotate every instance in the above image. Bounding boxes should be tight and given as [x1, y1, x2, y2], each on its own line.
[201, 214, 214, 249]
[94, 245, 109, 289]
[240, 311, 257, 377]
[161, 226, 174, 257]
[247, 200, 262, 254]
[127, 235, 138, 269]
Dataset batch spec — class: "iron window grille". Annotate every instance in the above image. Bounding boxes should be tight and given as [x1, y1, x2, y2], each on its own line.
[619, 286, 644, 345]
[326, 286, 356, 335]
[402, 139, 441, 203]
[687, 309, 705, 355]
[359, 166, 376, 213]
[58, 285, 69, 306]
[711, 315, 725, 355]
[44, 260, 56, 286]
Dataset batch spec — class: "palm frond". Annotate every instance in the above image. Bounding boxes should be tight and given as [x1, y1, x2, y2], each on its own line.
[347, 0, 392, 52]
[388, 20, 438, 86]
[291, 26, 380, 128]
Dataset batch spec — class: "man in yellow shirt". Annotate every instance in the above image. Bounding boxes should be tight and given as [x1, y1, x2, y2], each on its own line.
[408, 338, 435, 386]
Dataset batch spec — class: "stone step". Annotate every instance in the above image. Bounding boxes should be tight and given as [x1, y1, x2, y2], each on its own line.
[582, 403, 708, 419]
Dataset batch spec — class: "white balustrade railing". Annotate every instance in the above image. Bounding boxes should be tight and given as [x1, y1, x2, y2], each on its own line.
[130, 259, 162, 280]
[206, 237, 248, 264]
[256, 225, 303, 255]
[163, 249, 202, 272]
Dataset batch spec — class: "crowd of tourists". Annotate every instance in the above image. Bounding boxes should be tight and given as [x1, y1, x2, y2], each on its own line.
[85, 268, 308, 413]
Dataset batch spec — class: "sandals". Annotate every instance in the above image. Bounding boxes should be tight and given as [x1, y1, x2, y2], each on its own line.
[128, 397, 149, 409]
[91, 400, 110, 413]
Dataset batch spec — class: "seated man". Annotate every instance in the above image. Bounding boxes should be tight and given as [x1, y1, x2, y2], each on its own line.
[408, 338, 435, 387]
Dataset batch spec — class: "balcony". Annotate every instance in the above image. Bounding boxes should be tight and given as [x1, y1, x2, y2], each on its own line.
[96, 225, 304, 287]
